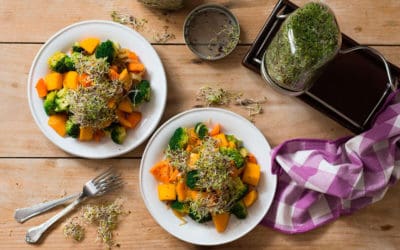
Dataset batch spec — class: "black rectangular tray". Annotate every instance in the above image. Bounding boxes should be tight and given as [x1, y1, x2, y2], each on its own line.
[242, 0, 400, 133]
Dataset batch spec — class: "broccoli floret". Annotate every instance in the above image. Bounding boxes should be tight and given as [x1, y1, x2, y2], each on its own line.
[186, 170, 199, 189]
[220, 147, 245, 168]
[188, 208, 212, 223]
[54, 88, 69, 112]
[168, 127, 189, 151]
[230, 200, 248, 219]
[129, 80, 151, 107]
[43, 91, 57, 115]
[95, 40, 118, 63]
[194, 122, 208, 139]
[48, 51, 75, 73]
[111, 125, 127, 144]
[65, 119, 80, 138]
[171, 201, 189, 214]
[72, 42, 84, 53]
[231, 177, 248, 201]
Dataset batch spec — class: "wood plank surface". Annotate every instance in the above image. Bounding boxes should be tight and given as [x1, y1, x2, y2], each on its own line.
[1, 0, 400, 249]
[0, 0, 399, 45]
[1, 160, 399, 249]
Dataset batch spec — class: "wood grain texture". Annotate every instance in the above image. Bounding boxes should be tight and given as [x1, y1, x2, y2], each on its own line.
[0, 160, 399, 249]
[1, 0, 400, 249]
[0, 0, 399, 44]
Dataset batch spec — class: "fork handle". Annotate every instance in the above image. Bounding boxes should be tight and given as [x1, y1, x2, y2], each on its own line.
[14, 193, 79, 223]
[25, 194, 86, 244]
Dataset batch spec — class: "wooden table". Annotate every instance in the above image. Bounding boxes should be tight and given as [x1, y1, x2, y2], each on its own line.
[1, 0, 399, 249]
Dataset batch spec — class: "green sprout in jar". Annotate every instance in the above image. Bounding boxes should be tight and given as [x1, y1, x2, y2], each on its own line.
[264, 2, 341, 92]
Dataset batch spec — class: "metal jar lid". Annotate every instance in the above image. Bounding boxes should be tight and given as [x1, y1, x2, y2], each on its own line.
[183, 4, 240, 60]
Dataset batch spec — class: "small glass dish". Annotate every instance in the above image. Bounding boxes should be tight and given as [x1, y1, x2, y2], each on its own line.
[183, 4, 240, 60]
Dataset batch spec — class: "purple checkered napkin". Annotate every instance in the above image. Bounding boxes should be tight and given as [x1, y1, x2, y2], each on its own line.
[262, 93, 400, 233]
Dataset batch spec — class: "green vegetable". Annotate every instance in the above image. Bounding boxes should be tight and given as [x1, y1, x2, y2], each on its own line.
[129, 80, 151, 107]
[220, 147, 245, 168]
[168, 127, 189, 151]
[194, 122, 208, 139]
[186, 170, 199, 189]
[48, 51, 75, 73]
[65, 119, 80, 138]
[54, 88, 69, 112]
[43, 91, 57, 115]
[231, 177, 248, 201]
[170, 200, 189, 214]
[111, 125, 127, 144]
[188, 208, 211, 223]
[95, 40, 118, 64]
[230, 200, 247, 219]
[264, 2, 340, 90]
[72, 42, 84, 53]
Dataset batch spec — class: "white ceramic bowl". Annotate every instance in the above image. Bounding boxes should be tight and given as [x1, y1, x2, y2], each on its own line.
[140, 108, 277, 245]
[27, 20, 167, 159]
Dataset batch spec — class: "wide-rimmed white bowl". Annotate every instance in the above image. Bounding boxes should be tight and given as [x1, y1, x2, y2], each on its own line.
[27, 20, 167, 159]
[140, 108, 277, 245]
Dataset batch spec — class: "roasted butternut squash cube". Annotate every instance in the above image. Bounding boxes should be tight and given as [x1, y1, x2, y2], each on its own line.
[212, 133, 228, 147]
[48, 114, 67, 137]
[243, 190, 258, 207]
[242, 162, 261, 186]
[44, 72, 63, 91]
[212, 212, 230, 233]
[157, 183, 176, 201]
[79, 126, 93, 141]
[79, 37, 100, 54]
[63, 71, 79, 89]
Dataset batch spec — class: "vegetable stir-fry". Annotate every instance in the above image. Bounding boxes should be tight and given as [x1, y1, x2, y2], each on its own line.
[150, 122, 261, 233]
[35, 37, 150, 144]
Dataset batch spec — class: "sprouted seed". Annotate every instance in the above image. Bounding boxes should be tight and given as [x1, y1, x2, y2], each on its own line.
[153, 25, 176, 43]
[196, 86, 267, 121]
[82, 199, 124, 247]
[110, 11, 148, 31]
[196, 86, 241, 106]
[62, 198, 126, 248]
[63, 219, 85, 242]
[208, 24, 240, 56]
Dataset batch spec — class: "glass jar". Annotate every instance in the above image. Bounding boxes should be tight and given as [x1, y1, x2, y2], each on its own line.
[261, 2, 341, 95]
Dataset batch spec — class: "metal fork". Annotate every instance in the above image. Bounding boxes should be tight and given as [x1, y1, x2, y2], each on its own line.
[25, 169, 123, 244]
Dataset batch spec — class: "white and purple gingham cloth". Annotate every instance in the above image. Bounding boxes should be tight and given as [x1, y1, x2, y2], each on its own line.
[262, 92, 400, 233]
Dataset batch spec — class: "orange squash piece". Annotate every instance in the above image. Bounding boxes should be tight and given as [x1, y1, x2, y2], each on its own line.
[243, 190, 258, 207]
[118, 98, 133, 113]
[35, 78, 48, 98]
[212, 213, 230, 233]
[176, 180, 187, 202]
[126, 111, 142, 129]
[79, 126, 93, 141]
[44, 72, 63, 91]
[48, 114, 67, 137]
[63, 71, 79, 89]
[116, 110, 132, 128]
[79, 37, 100, 54]
[127, 62, 145, 73]
[157, 183, 176, 201]
[242, 162, 261, 186]
[78, 73, 92, 87]
[209, 123, 220, 136]
[150, 161, 172, 183]
[109, 68, 119, 81]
